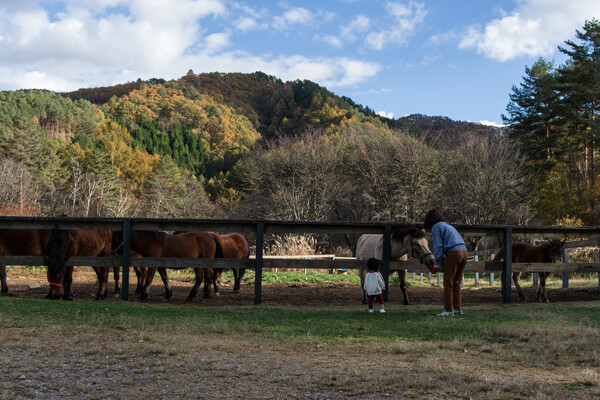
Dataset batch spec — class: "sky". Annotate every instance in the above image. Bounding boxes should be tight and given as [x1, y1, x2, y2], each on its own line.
[1, 1, 599, 127]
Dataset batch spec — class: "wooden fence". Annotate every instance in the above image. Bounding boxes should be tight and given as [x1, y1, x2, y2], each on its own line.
[1, 216, 600, 305]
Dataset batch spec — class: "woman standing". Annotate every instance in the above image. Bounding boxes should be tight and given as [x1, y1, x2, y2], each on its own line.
[424, 209, 468, 316]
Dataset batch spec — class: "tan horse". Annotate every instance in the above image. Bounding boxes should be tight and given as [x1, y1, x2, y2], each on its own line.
[494, 239, 565, 303]
[356, 227, 435, 305]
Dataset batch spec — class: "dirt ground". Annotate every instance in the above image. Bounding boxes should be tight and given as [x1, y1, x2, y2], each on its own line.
[4, 267, 600, 306]
[3, 267, 600, 400]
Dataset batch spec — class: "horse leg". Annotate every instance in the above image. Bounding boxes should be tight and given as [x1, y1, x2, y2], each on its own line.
[157, 268, 172, 299]
[186, 268, 203, 302]
[62, 266, 74, 301]
[399, 271, 409, 305]
[113, 266, 121, 294]
[360, 268, 367, 304]
[0, 265, 7, 293]
[233, 268, 246, 293]
[202, 268, 213, 300]
[133, 267, 144, 296]
[212, 269, 220, 296]
[92, 266, 109, 300]
[141, 267, 158, 301]
[513, 272, 525, 300]
[538, 273, 550, 303]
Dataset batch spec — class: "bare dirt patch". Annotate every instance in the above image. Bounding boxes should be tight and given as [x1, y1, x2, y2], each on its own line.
[4, 267, 600, 306]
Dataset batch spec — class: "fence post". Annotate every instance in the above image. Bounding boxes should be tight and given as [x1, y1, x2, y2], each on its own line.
[562, 248, 569, 288]
[382, 224, 391, 303]
[502, 227, 513, 304]
[254, 222, 264, 305]
[120, 219, 130, 301]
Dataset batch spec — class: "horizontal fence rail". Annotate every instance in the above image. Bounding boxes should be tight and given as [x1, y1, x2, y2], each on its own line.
[1, 216, 600, 304]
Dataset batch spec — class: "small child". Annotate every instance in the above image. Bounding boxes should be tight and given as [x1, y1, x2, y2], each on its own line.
[363, 258, 386, 313]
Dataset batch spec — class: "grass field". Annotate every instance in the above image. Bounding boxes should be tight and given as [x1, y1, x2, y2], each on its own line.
[1, 291, 599, 399]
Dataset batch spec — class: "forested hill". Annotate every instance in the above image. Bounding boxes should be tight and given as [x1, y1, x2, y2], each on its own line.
[2, 70, 525, 226]
[64, 70, 498, 143]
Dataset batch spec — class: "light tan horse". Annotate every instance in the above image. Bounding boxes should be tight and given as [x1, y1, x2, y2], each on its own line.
[356, 227, 435, 305]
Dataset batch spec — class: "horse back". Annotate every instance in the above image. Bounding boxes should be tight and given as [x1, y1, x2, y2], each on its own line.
[215, 233, 250, 259]
[495, 242, 555, 263]
[0, 229, 52, 256]
[356, 234, 382, 260]
[70, 230, 113, 257]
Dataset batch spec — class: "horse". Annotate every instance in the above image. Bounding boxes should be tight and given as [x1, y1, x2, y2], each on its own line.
[0, 229, 54, 293]
[111, 232, 171, 300]
[356, 227, 435, 305]
[494, 239, 565, 303]
[209, 232, 250, 295]
[115, 230, 219, 302]
[46, 229, 115, 300]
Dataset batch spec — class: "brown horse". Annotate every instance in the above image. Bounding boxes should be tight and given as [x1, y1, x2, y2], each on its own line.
[111, 232, 170, 300]
[356, 227, 435, 305]
[46, 229, 115, 300]
[0, 229, 54, 293]
[209, 232, 250, 295]
[494, 239, 566, 303]
[118, 230, 219, 302]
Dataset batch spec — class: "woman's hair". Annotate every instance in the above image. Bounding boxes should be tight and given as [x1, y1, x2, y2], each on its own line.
[366, 258, 379, 271]
[424, 209, 445, 229]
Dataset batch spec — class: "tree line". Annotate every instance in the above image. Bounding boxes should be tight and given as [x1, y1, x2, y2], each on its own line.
[503, 18, 600, 225]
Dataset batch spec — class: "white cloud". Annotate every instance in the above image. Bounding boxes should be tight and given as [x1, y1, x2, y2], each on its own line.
[377, 110, 394, 118]
[315, 34, 343, 48]
[459, 0, 600, 61]
[479, 120, 505, 127]
[0, 1, 382, 93]
[364, 1, 427, 50]
[273, 7, 312, 30]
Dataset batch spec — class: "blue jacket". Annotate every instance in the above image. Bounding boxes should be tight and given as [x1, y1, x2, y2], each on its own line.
[431, 222, 466, 267]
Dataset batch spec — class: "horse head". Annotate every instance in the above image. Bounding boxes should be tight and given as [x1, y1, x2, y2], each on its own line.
[394, 228, 435, 267]
[547, 239, 566, 263]
[44, 228, 72, 300]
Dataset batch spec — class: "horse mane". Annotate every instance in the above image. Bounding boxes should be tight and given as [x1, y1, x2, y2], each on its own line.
[129, 230, 167, 245]
[391, 227, 425, 241]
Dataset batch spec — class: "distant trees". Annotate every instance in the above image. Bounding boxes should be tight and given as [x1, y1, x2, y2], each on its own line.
[503, 18, 600, 223]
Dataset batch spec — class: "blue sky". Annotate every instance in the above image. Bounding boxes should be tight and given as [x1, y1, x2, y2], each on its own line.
[1, 1, 599, 126]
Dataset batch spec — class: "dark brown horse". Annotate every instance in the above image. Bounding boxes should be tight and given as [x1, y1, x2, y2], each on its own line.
[117, 230, 219, 302]
[111, 232, 170, 300]
[209, 232, 250, 295]
[46, 229, 116, 300]
[494, 239, 566, 303]
[0, 229, 54, 293]
[356, 227, 435, 305]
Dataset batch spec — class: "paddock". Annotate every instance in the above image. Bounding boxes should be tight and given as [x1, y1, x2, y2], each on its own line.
[1, 216, 600, 304]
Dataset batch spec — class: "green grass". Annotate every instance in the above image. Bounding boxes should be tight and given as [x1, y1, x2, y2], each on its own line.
[2, 296, 598, 345]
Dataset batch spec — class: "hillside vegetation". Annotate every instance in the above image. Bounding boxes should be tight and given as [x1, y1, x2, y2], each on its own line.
[1, 19, 599, 227]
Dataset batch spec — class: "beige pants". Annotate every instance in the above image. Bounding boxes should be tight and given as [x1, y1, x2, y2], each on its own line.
[443, 250, 468, 312]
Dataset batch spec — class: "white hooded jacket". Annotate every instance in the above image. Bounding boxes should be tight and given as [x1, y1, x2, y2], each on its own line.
[363, 271, 385, 295]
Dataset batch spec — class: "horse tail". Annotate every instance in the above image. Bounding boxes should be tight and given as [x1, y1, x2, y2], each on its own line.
[213, 236, 223, 259]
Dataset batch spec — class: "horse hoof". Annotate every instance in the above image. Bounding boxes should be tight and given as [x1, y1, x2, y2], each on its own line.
[233, 289, 239, 294]
[165, 289, 173, 300]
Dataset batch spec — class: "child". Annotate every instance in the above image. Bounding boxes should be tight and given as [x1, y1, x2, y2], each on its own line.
[363, 258, 386, 313]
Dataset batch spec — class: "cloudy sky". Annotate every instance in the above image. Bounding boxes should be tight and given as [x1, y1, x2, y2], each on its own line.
[1, 0, 599, 126]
